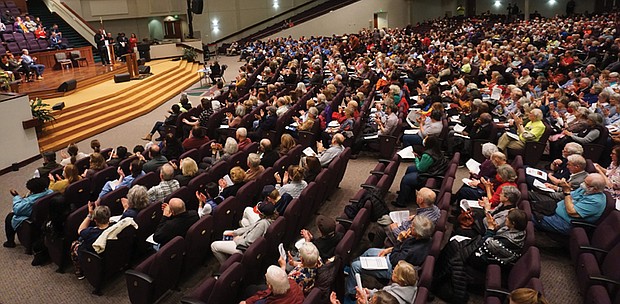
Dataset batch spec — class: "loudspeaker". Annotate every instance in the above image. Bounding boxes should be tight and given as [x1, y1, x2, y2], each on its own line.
[191, 0, 203, 14]
[114, 73, 131, 83]
[138, 65, 151, 74]
[57, 79, 77, 92]
[52, 102, 65, 111]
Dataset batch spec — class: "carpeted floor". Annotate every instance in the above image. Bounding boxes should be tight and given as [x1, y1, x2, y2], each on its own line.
[0, 55, 581, 304]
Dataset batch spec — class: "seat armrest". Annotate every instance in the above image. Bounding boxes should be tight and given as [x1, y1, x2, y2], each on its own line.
[579, 246, 609, 254]
[180, 298, 208, 304]
[590, 276, 620, 286]
[571, 220, 597, 229]
[370, 170, 387, 176]
[378, 159, 390, 164]
[125, 269, 154, 284]
[348, 199, 360, 204]
[485, 288, 510, 297]
[361, 184, 377, 190]
[336, 218, 353, 226]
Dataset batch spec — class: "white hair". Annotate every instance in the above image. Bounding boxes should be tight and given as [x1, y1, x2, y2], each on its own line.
[482, 143, 499, 159]
[265, 265, 290, 295]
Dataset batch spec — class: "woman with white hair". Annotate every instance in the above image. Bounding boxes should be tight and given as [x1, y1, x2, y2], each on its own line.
[244, 153, 265, 182]
[345, 215, 434, 302]
[240, 265, 304, 304]
[497, 108, 546, 151]
[277, 242, 320, 295]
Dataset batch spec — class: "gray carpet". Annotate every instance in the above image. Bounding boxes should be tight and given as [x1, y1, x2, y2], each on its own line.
[0, 55, 581, 304]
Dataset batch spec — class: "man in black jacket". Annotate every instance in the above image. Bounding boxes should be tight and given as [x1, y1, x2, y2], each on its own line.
[94, 29, 109, 65]
[153, 198, 199, 247]
[259, 139, 279, 168]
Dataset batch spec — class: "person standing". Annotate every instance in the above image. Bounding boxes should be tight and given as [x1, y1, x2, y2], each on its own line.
[94, 29, 109, 65]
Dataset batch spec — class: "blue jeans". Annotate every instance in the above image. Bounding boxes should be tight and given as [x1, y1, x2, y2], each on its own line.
[346, 248, 393, 297]
[534, 214, 571, 235]
[395, 165, 419, 206]
[403, 134, 423, 148]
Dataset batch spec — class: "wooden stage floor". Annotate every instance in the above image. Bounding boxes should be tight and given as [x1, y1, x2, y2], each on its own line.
[19, 62, 126, 94]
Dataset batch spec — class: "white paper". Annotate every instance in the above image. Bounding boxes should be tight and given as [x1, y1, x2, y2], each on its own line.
[364, 134, 379, 140]
[223, 175, 233, 187]
[406, 117, 416, 128]
[533, 179, 555, 192]
[440, 81, 450, 86]
[146, 234, 158, 245]
[278, 243, 286, 260]
[303, 147, 317, 157]
[493, 118, 500, 123]
[466, 159, 481, 175]
[616, 198, 620, 211]
[328, 121, 340, 128]
[450, 235, 472, 242]
[454, 133, 470, 139]
[462, 178, 476, 187]
[404, 129, 419, 135]
[397, 146, 416, 159]
[108, 180, 120, 191]
[506, 132, 520, 140]
[491, 87, 503, 100]
[389, 211, 410, 226]
[355, 273, 364, 292]
[360, 257, 389, 270]
[453, 124, 466, 133]
[219, 125, 229, 129]
[460, 200, 483, 211]
[294, 238, 305, 250]
[526, 167, 548, 181]
[109, 215, 122, 223]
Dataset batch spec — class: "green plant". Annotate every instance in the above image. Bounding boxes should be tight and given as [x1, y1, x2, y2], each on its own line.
[182, 47, 198, 61]
[30, 98, 55, 123]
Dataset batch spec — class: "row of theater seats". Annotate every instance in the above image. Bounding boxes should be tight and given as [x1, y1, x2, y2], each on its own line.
[178, 147, 353, 304]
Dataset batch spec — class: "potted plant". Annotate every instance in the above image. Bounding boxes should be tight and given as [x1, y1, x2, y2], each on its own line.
[182, 47, 198, 62]
[23, 98, 55, 133]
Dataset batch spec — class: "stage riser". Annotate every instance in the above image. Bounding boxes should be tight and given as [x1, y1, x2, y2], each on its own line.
[40, 61, 185, 127]
[37, 61, 199, 152]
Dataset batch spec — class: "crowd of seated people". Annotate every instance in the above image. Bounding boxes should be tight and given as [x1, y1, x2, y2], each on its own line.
[4, 9, 620, 304]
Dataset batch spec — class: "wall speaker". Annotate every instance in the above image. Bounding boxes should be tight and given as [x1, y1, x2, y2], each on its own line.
[114, 73, 131, 83]
[57, 79, 77, 92]
[138, 65, 151, 74]
[191, 0, 203, 14]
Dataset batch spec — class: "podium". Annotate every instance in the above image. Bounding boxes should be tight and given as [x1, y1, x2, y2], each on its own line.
[123, 53, 139, 78]
[106, 44, 116, 65]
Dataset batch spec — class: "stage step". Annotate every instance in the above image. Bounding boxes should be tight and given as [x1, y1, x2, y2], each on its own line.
[37, 60, 200, 152]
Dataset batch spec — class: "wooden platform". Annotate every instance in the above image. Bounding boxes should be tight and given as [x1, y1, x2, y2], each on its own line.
[36, 59, 200, 152]
[20, 60, 128, 100]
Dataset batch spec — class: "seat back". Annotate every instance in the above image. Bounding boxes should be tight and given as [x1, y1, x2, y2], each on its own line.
[418, 255, 436, 288]
[283, 198, 302, 244]
[64, 178, 91, 209]
[98, 186, 128, 216]
[234, 179, 259, 208]
[90, 166, 119, 198]
[207, 261, 245, 303]
[507, 246, 541, 290]
[240, 236, 268, 282]
[178, 148, 200, 163]
[75, 156, 91, 173]
[165, 186, 196, 211]
[131, 171, 160, 189]
[119, 155, 138, 175]
[335, 230, 356, 265]
[264, 217, 287, 261]
[54, 52, 68, 61]
[134, 201, 163, 243]
[212, 197, 239, 237]
[591, 210, 620, 259]
[183, 215, 214, 275]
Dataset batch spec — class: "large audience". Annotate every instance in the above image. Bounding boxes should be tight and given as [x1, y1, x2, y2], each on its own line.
[6, 8, 620, 304]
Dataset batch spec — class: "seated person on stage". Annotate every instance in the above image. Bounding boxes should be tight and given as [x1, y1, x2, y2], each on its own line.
[142, 104, 182, 141]
[182, 126, 210, 151]
[70, 205, 111, 279]
[152, 198, 199, 248]
[317, 133, 345, 167]
[4, 178, 53, 248]
[20, 49, 45, 80]
[0, 54, 21, 80]
[392, 136, 448, 208]
[534, 173, 607, 235]
[496, 109, 545, 152]
[240, 265, 304, 304]
[300, 215, 343, 261]
[344, 215, 434, 302]
[528, 154, 588, 216]
[147, 164, 180, 203]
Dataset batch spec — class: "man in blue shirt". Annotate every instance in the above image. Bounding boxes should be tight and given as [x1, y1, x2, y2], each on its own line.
[534, 173, 607, 235]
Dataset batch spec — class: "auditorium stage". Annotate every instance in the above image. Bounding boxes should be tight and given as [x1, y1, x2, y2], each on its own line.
[33, 59, 201, 152]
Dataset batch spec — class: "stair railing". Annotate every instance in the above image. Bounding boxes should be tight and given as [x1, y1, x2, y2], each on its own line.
[41, 0, 96, 47]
